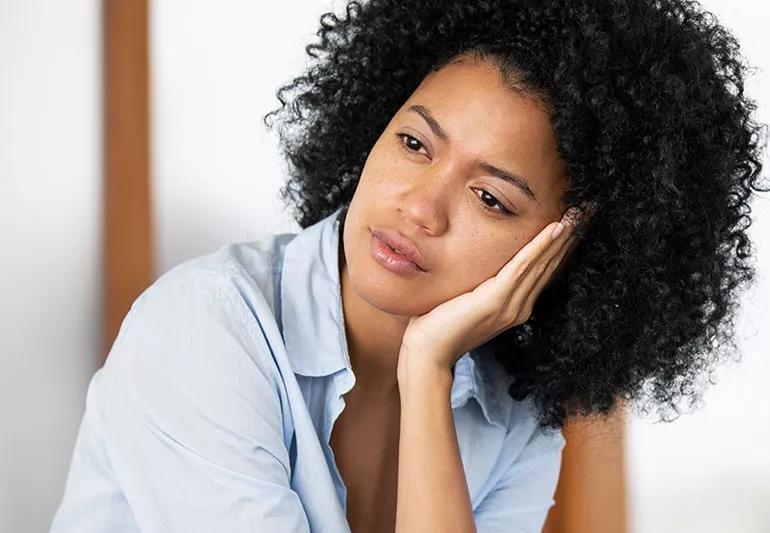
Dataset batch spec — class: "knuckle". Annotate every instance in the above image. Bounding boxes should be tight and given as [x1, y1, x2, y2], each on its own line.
[514, 312, 531, 326]
[519, 303, 535, 322]
[515, 263, 530, 279]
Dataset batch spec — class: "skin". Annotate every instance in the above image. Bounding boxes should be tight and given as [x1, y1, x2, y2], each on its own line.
[332, 52, 587, 532]
[339, 52, 572, 400]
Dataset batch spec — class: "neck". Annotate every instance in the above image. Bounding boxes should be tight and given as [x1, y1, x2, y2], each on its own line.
[339, 260, 410, 401]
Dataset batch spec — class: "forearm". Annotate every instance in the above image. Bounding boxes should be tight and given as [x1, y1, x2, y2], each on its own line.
[395, 354, 477, 533]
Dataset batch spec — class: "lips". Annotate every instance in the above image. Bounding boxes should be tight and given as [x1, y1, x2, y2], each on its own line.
[369, 226, 428, 271]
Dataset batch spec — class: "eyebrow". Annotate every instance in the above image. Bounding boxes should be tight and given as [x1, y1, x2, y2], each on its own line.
[406, 104, 538, 203]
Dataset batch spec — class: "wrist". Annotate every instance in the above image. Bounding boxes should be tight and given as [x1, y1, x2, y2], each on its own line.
[397, 349, 454, 396]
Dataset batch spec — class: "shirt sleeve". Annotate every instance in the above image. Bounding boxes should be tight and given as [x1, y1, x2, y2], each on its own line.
[472, 424, 565, 533]
[52, 265, 311, 533]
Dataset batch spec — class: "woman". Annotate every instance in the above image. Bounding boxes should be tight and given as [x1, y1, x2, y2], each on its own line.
[51, 0, 766, 532]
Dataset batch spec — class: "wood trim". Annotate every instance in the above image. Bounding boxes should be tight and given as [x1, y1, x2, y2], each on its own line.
[101, 0, 153, 358]
[543, 405, 628, 533]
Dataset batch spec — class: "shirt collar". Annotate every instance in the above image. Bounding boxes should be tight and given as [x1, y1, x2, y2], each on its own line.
[279, 205, 512, 429]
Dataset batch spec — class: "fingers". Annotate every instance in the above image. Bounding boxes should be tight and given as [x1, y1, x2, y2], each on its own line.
[495, 219, 565, 284]
[496, 205, 584, 286]
[497, 204, 591, 321]
[507, 217, 578, 318]
[520, 233, 578, 314]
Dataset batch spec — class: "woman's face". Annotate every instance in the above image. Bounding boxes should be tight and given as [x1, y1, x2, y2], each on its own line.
[342, 54, 569, 317]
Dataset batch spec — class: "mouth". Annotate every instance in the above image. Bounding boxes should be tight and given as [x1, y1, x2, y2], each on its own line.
[369, 226, 427, 270]
[369, 227, 428, 275]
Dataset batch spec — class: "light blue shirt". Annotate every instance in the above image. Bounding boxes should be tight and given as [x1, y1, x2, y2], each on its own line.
[51, 206, 565, 533]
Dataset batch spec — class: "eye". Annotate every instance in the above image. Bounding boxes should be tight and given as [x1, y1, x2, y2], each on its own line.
[471, 187, 515, 218]
[395, 132, 514, 218]
[395, 133, 429, 157]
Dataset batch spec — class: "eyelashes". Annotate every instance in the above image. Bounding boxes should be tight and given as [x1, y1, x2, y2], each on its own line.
[395, 132, 515, 217]
[397, 132, 429, 156]
[471, 187, 514, 217]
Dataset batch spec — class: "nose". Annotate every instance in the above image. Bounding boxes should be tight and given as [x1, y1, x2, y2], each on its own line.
[398, 170, 450, 235]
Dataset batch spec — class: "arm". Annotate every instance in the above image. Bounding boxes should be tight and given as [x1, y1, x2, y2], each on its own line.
[51, 267, 311, 533]
[394, 352, 565, 533]
[395, 354, 477, 533]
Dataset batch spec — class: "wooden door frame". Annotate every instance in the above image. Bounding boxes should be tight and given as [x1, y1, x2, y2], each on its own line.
[102, 0, 153, 358]
[544, 407, 628, 533]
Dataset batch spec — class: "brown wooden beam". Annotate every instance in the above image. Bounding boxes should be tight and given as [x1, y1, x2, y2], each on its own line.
[543, 406, 628, 533]
[102, 0, 153, 358]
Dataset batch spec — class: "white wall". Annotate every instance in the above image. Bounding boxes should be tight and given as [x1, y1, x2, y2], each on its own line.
[0, 1, 102, 531]
[150, 0, 341, 274]
[625, 2, 770, 531]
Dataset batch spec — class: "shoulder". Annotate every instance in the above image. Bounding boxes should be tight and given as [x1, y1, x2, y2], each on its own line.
[101, 236, 300, 444]
[113, 234, 298, 361]
[150, 234, 296, 317]
[113, 238, 284, 353]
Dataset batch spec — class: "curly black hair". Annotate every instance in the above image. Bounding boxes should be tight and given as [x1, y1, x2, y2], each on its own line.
[262, 0, 768, 431]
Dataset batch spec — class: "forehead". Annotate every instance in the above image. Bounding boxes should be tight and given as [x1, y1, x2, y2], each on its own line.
[408, 58, 556, 153]
[397, 57, 567, 208]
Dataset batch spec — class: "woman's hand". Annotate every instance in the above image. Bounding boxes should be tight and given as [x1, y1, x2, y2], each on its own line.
[397, 205, 591, 379]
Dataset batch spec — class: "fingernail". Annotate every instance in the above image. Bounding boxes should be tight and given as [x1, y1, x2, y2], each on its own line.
[563, 207, 580, 227]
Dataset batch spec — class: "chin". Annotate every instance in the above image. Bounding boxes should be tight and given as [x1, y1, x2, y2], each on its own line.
[347, 261, 437, 317]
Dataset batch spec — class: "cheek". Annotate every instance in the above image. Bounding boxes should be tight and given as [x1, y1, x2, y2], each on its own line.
[361, 141, 408, 185]
[447, 243, 508, 292]
[463, 234, 530, 284]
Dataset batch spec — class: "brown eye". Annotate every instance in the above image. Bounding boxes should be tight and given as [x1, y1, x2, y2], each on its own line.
[471, 187, 515, 217]
[396, 133, 429, 156]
